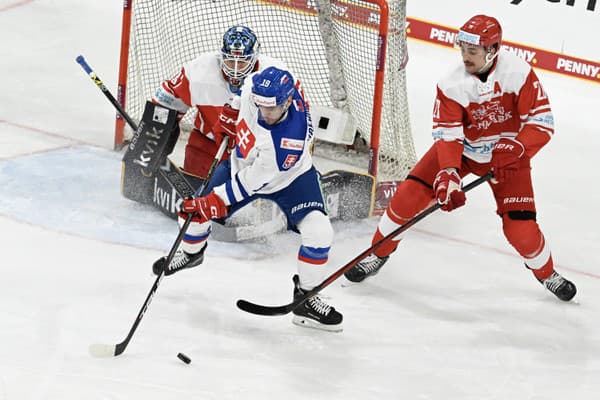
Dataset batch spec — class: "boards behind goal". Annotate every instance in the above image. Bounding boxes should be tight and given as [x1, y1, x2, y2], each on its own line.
[115, 0, 415, 180]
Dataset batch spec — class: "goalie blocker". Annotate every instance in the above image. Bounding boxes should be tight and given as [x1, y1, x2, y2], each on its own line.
[121, 101, 200, 211]
[122, 101, 180, 177]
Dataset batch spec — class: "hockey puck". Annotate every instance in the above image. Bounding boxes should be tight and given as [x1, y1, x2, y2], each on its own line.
[177, 352, 191, 364]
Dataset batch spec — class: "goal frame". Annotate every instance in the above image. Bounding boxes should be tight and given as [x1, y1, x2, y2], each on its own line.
[114, 0, 390, 178]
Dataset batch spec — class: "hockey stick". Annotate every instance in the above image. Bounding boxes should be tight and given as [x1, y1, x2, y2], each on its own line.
[77, 55, 231, 356]
[88, 136, 228, 357]
[236, 171, 494, 316]
[75, 55, 196, 198]
[76, 55, 139, 133]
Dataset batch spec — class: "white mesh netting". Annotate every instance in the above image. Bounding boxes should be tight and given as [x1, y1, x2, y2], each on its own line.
[119, 0, 415, 180]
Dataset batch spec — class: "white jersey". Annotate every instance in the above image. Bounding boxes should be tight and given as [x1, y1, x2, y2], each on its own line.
[213, 74, 315, 206]
[153, 51, 287, 139]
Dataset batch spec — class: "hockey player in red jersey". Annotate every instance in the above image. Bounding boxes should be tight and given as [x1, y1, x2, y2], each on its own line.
[345, 15, 576, 301]
[152, 25, 286, 177]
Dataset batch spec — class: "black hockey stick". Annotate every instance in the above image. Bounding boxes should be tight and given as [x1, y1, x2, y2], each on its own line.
[236, 171, 494, 316]
[76, 55, 139, 133]
[75, 55, 195, 198]
[88, 136, 228, 357]
[77, 55, 231, 356]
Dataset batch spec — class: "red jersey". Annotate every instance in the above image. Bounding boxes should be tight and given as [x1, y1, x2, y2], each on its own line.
[432, 49, 554, 169]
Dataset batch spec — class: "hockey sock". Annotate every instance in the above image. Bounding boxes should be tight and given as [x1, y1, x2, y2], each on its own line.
[502, 214, 554, 280]
[178, 215, 211, 254]
[296, 211, 333, 289]
[373, 179, 434, 258]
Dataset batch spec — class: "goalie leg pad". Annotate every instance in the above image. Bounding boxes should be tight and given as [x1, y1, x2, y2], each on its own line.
[122, 101, 179, 177]
[320, 170, 375, 220]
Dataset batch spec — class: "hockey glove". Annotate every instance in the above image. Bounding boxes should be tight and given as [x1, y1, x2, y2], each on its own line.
[181, 192, 228, 223]
[214, 100, 240, 151]
[491, 138, 525, 184]
[433, 168, 466, 212]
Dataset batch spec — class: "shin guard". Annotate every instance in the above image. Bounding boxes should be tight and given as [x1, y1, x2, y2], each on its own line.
[372, 179, 434, 258]
[502, 214, 554, 280]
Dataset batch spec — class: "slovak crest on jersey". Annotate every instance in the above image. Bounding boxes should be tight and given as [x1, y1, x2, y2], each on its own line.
[236, 119, 256, 158]
[282, 154, 298, 169]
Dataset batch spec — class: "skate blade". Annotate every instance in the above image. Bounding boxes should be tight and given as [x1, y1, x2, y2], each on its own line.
[292, 316, 343, 332]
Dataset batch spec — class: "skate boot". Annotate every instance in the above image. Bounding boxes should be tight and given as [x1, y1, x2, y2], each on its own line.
[292, 275, 343, 332]
[538, 271, 577, 301]
[344, 254, 389, 283]
[152, 244, 207, 276]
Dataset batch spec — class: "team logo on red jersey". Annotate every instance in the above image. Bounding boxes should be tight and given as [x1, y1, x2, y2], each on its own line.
[470, 100, 513, 130]
[236, 119, 256, 159]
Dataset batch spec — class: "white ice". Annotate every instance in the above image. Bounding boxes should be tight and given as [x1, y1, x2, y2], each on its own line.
[1, 1, 599, 399]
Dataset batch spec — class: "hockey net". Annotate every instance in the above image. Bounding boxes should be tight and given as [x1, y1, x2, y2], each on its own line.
[115, 0, 415, 183]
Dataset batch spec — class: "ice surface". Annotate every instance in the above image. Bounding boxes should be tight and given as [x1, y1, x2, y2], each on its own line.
[0, 1, 598, 399]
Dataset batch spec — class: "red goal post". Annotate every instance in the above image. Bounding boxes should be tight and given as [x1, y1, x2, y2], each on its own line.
[114, 0, 415, 206]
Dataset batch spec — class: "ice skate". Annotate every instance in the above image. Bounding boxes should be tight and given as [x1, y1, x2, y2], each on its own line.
[152, 244, 207, 276]
[538, 271, 577, 301]
[344, 254, 389, 283]
[291, 275, 343, 332]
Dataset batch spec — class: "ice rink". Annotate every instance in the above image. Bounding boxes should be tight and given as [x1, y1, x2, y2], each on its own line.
[1, 1, 599, 399]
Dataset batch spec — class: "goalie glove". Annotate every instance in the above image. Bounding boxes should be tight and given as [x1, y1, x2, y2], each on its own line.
[181, 192, 228, 223]
[491, 138, 525, 184]
[433, 168, 466, 212]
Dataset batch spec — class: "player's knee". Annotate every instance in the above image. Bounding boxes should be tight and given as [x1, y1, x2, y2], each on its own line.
[502, 212, 541, 254]
[505, 210, 536, 221]
[387, 178, 434, 224]
[297, 211, 333, 248]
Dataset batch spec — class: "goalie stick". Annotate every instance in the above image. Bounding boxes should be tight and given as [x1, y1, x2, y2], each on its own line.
[236, 171, 494, 316]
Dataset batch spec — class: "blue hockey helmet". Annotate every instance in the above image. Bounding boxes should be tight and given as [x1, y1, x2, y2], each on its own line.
[251, 66, 295, 108]
[221, 25, 260, 87]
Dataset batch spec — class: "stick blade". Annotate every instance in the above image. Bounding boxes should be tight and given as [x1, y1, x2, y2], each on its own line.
[89, 343, 117, 357]
[236, 299, 295, 316]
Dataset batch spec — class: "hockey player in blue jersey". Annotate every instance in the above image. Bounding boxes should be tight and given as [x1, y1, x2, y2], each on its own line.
[153, 66, 343, 331]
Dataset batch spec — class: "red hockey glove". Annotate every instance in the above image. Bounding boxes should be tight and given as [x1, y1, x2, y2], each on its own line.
[491, 138, 525, 184]
[181, 192, 228, 223]
[214, 101, 239, 151]
[433, 168, 466, 212]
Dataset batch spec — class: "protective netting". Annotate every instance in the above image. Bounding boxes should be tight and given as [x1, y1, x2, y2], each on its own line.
[120, 0, 415, 180]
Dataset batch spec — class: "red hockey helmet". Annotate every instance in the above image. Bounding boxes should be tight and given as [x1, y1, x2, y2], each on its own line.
[456, 15, 502, 49]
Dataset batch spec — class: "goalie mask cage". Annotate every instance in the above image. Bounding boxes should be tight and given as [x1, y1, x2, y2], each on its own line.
[115, 0, 416, 182]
